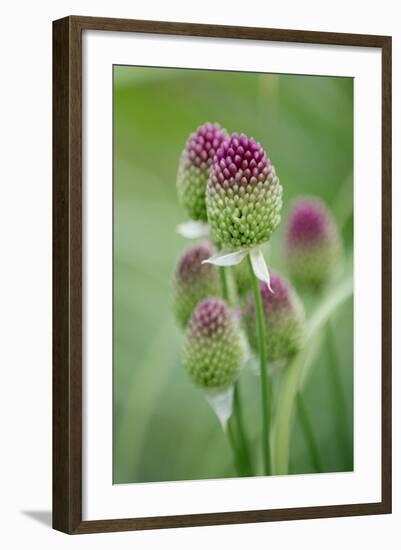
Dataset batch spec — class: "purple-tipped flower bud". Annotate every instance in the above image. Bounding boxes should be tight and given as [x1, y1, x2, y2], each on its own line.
[206, 132, 282, 250]
[183, 298, 243, 389]
[244, 273, 304, 363]
[173, 242, 221, 327]
[285, 198, 342, 287]
[177, 122, 228, 221]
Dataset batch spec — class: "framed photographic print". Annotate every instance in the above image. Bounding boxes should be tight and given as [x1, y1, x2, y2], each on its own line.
[53, 16, 392, 534]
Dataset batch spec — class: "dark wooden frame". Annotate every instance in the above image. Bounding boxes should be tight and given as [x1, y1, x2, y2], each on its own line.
[53, 15, 392, 534]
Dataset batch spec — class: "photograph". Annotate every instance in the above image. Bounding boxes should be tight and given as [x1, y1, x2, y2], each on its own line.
[0, 0, 395, 544]
[112, 65, 354, 484]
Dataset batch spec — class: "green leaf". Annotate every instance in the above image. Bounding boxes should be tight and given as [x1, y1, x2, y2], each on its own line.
[271, 275, 353, 475]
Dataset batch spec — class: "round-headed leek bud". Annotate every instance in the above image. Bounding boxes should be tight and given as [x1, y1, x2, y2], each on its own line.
[206, 132, 282, 250]
[285, 198, 342, 288]
[183, 298, 243, 389]
[177, 122, 228, 222]
[244, 273, 305, 364]
[173, 242, 221, 328]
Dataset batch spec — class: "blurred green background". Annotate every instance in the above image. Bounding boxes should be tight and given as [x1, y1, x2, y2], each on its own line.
[113, 65, 353, 484]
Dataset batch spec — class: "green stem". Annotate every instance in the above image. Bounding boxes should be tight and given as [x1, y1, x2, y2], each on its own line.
[219, 266, 253, 476]
[297, 393, 323, 472]
[219, 266, 230, 303]
[227, 420, 243, 476]
[326, 324, 353, 470]
[233, 382, 253, 475]
[246, 255, 271, 475]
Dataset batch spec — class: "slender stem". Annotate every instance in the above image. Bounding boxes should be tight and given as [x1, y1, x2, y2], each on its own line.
[234, 382, 253, 475]
[219, 266, 253, 476]
[326, 324, 353, 469]
[246, 255, 271, 475]
[226, 420, 243, 476]
[297, 393, 323, 472]
[219, 267, 230, 303]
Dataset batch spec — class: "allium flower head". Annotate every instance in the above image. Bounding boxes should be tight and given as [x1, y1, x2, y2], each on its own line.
[173, 242, 221, 327]
[244, 273, 305, 363]
[183, 298, 243, 389]
[177, 122, 228, 222]
[206, 132, 282, 250]
[285, 198, 342, 288]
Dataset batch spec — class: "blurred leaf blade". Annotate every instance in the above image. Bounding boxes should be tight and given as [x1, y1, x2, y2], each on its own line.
[271, 275, 353, 475]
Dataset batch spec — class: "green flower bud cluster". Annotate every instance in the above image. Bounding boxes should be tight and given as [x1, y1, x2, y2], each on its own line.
[182, 298, 243, 389]
[285, 198, 342, 288]
[173, 242, 221, 328]
[243, 273, 305, 363]
[177, 122, 228, 221]
[206, 132, 282, 250]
